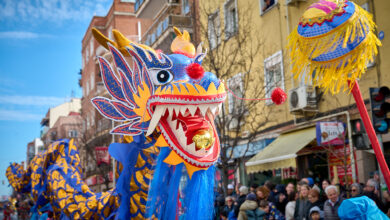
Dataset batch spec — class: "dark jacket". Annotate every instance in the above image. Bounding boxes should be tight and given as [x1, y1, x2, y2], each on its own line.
[307, 199, 324, 217]
[246, 208, 266, 220]
[323, 197, 344, 220]
[294, 199, 311, 220]
[363, 191, 386, 213]
[235, 194, 247, 217]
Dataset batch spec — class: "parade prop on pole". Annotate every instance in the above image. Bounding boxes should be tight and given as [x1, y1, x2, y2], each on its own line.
[287, 0, 389, 186]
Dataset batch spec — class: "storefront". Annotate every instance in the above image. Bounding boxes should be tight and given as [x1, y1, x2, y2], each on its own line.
[246, 127, 317, 182]
[246, 124, 360, 186]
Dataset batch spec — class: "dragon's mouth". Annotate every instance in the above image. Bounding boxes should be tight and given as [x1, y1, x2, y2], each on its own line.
[147, 93, 225, 167]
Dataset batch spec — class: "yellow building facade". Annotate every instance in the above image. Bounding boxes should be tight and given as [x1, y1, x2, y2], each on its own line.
[199, 0, 390, 185]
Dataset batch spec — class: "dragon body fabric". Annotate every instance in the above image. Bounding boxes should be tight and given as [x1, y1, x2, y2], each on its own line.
[6, 27, 226, 219]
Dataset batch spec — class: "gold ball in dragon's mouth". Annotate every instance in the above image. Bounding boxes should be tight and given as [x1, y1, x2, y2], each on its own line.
[192, 129, 215, 151]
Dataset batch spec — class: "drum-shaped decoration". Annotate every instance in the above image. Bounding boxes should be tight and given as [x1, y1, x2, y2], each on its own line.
[288, 0, 381, 94]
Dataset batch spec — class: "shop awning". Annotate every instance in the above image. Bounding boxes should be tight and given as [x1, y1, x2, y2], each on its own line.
[245, 127, 316, 174]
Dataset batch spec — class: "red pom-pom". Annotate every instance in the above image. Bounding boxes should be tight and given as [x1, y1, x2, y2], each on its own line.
[186, 63, 205, 80]
[271, 87, 287, 105]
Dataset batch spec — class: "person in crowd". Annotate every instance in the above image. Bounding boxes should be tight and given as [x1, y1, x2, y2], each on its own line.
[382, 190, 390, 217]
[285, 183, 295, 196]
[224, 196, 237, 220]
[309, 206, 324, 220]
[235, 186, 249, 218]
[221, 210, 229, 220]
[350, 183, 363, 198]
[215, 187, 226, 220]
[256, 186, 270, 202]
[296, 180, 306, 196]
[320, 180, 331, 202]
[257, 200, 270, 219]
[294, 184, 311, 220]
[228, 184, 236, 197]
[238, 193, 259, 220]
[363, 178, 386, 213]
[307, 189, 324, 217]
[235, 183, 243, 200]
[264, 181, 277, 203]
[256, 186, 284, 219]
[250, 184, 259, 193]
[323, 185, 344, 220]
[285, 191, 297, 220]
[275, 192, 287, 215]
[321, 180, 330, 191]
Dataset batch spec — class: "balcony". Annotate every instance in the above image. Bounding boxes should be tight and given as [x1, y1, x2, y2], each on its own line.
[142, 14, 192, 52]
[135, 0, 179, 18]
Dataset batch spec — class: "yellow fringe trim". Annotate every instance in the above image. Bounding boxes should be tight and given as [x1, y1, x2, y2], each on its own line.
[287, 3, 381, 94]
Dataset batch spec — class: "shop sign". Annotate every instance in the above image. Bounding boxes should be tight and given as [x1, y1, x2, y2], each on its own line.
[316, 121, 346, 146]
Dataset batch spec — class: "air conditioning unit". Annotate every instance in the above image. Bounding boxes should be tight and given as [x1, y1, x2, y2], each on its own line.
[286, 0, 306, 5]
[288, 86, 318, 113]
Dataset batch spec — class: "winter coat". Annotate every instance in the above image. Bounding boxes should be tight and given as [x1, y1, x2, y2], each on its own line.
[246, 208, 266, 220]
[238, 200, 258, 220]
[306, 199, 324, 218]
[294, 198, 311, 220]
[323, 197, 344, 220]
[235, 194, 247, 217]
[285, 201, 296, 220]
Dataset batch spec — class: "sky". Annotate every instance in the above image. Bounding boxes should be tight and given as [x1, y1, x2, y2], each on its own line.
[0, 0, 113, 196]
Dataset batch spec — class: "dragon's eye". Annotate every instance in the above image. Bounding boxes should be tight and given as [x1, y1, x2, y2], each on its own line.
[151, 70, 173, 85]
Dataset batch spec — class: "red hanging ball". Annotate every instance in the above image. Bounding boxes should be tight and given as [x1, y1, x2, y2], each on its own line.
[186, 63, 205, 80]
[271, 87, 287, 105]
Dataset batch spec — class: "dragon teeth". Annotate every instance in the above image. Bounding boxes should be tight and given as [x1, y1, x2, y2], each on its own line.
[188, 105, 197, 116]
[146, 103, 221, 136]
[199, 105, 208, 117]
[146, 105, 165, 136]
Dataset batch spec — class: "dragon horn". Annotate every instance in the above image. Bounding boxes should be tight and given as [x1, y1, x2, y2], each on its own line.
[113, 29, 133, 55]
[92, 27, 118, 50]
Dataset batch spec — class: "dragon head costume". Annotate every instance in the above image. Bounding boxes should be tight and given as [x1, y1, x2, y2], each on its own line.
[6, 27, 226, 220]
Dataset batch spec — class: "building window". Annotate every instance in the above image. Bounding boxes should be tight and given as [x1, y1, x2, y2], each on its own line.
[182, 0, 190, 14]
[90, 73, 94, 91]
[108, 26, 113, 40]
[208, 10, 220, 50]
[157, 22, 163, 38]
[264, 50, 284, 105]
[227, 73, 246, 129]
[69, 130, 78, 138]
[86, 117, 90, 128]
[82, 57, 85, 69]
[228, 73, 245, 114]
[86, 48, 89, 63]
[86, 81, 90, 96]
[260, 0, 277, 15]
[224, 0, 238, 39]
[162, 17, 169, 31]
[90, 39, 94, 57]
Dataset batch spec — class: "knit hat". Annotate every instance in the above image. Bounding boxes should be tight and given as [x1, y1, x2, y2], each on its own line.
[246, 193, 257, 201]
[239, 186, 249, 195]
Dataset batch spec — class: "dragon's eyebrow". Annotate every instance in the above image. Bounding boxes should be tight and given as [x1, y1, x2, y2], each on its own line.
[128, 43, 173, 69]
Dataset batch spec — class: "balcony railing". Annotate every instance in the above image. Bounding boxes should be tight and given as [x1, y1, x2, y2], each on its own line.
[143, 14, 192, 47]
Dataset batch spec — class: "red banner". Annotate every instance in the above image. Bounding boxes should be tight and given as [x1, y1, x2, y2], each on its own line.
[328, 145, 358, 185]
[95, 146, 110, 165]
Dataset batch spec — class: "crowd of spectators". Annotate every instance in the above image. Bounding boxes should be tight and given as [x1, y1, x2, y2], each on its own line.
[214, 175, 390, 220]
